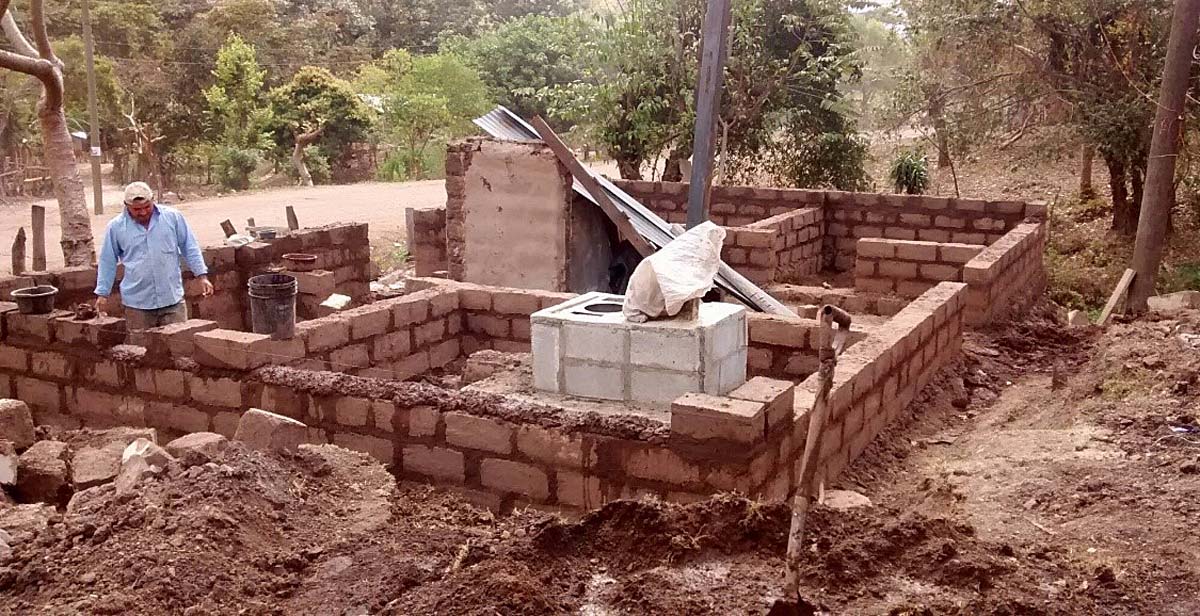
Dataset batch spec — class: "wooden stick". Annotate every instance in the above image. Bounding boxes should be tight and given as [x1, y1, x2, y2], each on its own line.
[219, 219, 236, 238]
[246, 217, 255, 229]
[530, 116, 655, 258]
[1098, 268, 1135, 326]
[781, 304, 851, 599]
[31, 205, 45, 271]
[12, 227, 25, 275]
[285, 205, 299, 231]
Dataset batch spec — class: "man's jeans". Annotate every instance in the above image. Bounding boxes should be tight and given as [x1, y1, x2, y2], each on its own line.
[125, 301, 188, 345]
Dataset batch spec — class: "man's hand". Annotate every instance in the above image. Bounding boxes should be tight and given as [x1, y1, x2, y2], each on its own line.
[95, 295, 108, 316]
[198, 275, 214, 297]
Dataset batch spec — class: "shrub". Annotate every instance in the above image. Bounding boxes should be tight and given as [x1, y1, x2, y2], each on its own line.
[889, 151, 930, 195]
[215, 146, 260, 190]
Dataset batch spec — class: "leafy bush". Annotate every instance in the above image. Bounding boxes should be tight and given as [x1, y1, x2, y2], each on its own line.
[215, 146, 260, 190]
[377, 151, 410, 182]
[889, 151, 930, 194]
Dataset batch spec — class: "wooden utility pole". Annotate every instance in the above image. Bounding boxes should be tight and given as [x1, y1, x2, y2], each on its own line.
[685, 0, 733, 229]
[11, 228, 25, 275]
[81, 0, 104, 215]
[1130, 0, 1200, 311]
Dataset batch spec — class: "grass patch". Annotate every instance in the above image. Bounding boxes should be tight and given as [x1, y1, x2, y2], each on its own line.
[371, 235, 410, 277]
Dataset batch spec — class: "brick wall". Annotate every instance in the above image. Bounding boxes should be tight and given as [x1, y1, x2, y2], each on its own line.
[612, 179, 1046, 272]
[962, 222, 1047, 326]
[854, 238, 985, 298]
[746, 313, 868, 382]
[0, 223, 373, 331]
[720, 208, 823, 286]
[406, 208, 448, 277]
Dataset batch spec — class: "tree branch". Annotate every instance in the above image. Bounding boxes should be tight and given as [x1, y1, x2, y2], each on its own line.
[27, 0, 58, 66]
[0, 46, 52, 77]
[1, 10, 39, 58]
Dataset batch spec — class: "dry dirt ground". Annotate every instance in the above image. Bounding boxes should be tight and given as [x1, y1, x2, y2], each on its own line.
[2, 304, 1197, 615]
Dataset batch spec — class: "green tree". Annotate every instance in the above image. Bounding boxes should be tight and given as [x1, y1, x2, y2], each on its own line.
[204, 34, 273, 189]
[357, 50, 491, 179]
[267, 66, 373, 185]
[445, 15, 600, 125]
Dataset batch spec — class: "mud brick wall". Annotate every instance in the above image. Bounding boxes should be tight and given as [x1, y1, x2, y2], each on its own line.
[768, 285, 909, 317]
[406, 207, 448, 277]
[766, 281, 969, 499]
[854, 238, 985, 298]
[0, 223, 373, 331]
[614, 181, 826, 227]
[746, 313, 869, 382]
[962, 222, 1047, 326]
[720, 208, 824, 286]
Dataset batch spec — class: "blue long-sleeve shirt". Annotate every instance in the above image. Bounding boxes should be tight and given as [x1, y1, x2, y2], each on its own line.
[94, 205, 208, 310]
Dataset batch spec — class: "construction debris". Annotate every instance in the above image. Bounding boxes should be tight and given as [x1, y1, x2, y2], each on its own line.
[0, 400, 35, 450]
[234, 408, 312, 453]
[14, 441, 70, 505]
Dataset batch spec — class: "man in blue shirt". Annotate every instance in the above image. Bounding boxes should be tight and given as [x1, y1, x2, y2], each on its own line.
[94, 182, 214, 331]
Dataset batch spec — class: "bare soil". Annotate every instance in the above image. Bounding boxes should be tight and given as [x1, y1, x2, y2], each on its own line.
[2, 302, 1197, 614]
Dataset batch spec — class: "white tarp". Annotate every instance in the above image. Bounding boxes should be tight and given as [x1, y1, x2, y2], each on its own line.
[623, 222, 726, 322]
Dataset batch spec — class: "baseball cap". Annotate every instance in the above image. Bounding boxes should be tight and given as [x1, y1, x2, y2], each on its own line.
[123, 182, 154, 204]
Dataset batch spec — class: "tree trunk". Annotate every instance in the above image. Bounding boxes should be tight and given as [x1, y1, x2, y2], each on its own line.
[1129, 0, 1200, 311]
[1106, 154, 1128, 233]
[291, 126, 323, 187]
[616, 154, 642, 180]
[1079, 143, 1095, 199]
[928, 92, 952, 168]
[38, 101, 94, 265]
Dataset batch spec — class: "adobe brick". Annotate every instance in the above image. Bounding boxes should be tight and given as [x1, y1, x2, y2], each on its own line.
[918, 262, 960, 281]
[899, 213, 931, 226]
[855, 239, 895, 259]
[897, 280, 933, 298]
[445, 412, 513, 454]
[459, 288, 492, 311]
[917, 228, 951, 243]
[854, 259, 876, 278]
[729, 376, 794, 429]
[392, 295, 431, 327]
[481, 458, 549, 501]
[15, 377, 60, 412]
[190, 376, 243, 408]
[748, 314, 809, 348]
[332, 433, 394, 465]
[7, 311, 68, 342]
[884, 227, 917, 240]
[146, 402, 210, 434]
[894, 241, 938, 262]
[394, 351, 431, 380]
[330, 344, 370, 370]
[557, 471, 603, 508]
[624, 447, 701, 485]
[195, 330, 271, 370]
[951, 232, 987, 244]
[939, 243, 985, 263]
[403, 445, 465, 482]
[0, 346, 29, 371]
[296, 318, 351, 353]
[738, 230, 774, 248]
[414, 320, 447, 347]
[468, 314, 510, 338]
[879, 260, 918, 279]
[493, 290, 542, 315]
[348, 306, 392, 340]
[334, 397, 371, 427]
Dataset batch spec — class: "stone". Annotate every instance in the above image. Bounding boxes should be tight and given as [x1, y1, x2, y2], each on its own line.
[121, 438, 175, 469]
[1148, 291, 1200, 313]
[70, 444, 124, 490]
[0, 503, 56, 544]
[0, 400, 36, 450]
[948, 377, 969, 409]
[234, 408, 311, 453]
[0, 440, 16, 487]
[1067, 310, 1090, 327]
[114, 455, 155, 496]
[822, 489, 872, 510]
[15, 441, 71, 504]
[165, 432, 229, 463]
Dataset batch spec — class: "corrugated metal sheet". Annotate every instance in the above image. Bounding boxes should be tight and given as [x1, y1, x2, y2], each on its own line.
[472, 106, 792, 314]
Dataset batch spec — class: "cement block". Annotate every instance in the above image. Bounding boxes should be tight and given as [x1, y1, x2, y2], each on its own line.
[480, 458, 549, 500]
[563, 323, 626, 363]
[630, 369, 702, 405]
[531, 323, 561, 391]
[563, 360, 624, 400]
[16, 440, 70, 504]
[629, 328, 701, 371]
[671, 393, 766, 443]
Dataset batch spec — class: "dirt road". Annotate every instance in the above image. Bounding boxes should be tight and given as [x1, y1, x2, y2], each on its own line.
[0, 180, 447, 271]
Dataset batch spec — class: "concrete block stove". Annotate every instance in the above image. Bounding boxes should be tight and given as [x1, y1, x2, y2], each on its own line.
[531, 292, 747, 404]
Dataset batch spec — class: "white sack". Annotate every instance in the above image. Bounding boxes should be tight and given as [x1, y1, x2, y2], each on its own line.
[623, 221, 726, 321]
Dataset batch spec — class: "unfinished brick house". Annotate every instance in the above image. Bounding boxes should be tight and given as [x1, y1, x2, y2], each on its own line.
[0, 136, 1046, 515]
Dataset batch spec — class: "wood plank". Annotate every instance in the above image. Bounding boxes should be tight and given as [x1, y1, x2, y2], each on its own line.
[11, 227, 25, 275]
[530, 116, 655, 258]
[686, 0, 733, 228]
[31, 205, 46, 271]
[286, 206, 299, 231]
[220, 219, 237, 238]
[1098, 268, 1136, 325]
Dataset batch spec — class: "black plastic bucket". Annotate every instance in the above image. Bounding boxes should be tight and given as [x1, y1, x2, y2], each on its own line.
[248, 274, 298, 340]
[11, 285, 58, 315]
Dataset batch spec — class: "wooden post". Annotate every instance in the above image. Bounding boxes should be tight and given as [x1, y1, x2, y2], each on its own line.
[779, 305, 852, 603]
[285, 206, 299, 231]
[686, 0, 733, 229]
[12, 228, 26, 275]
[246, 217, 255, 229]
[31, 205, 46, 271]
[1098, 268, 1136, 326]
[220, 219, 237, 238]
